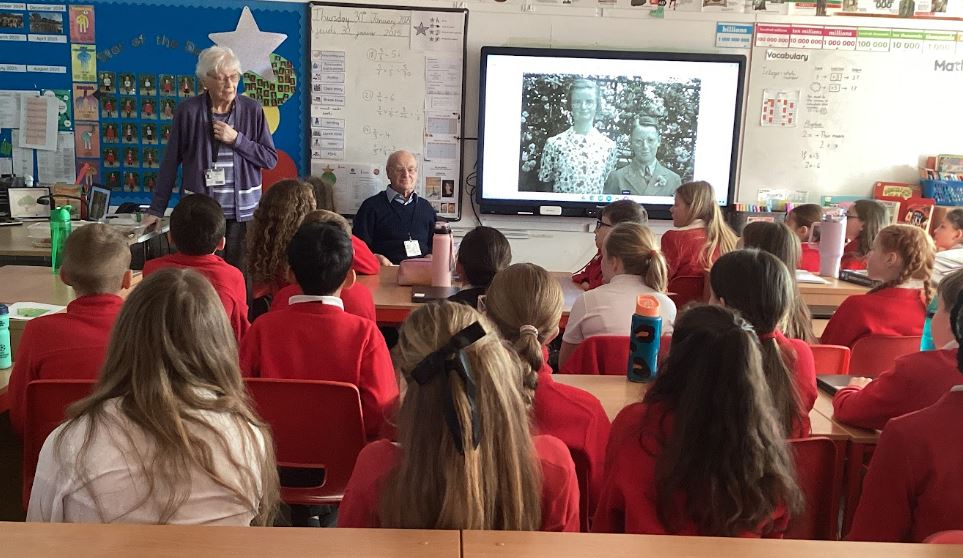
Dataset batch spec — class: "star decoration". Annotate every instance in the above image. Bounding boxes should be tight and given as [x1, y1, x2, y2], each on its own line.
[414, 22, 429, 36]
[209, 7, 287, 82]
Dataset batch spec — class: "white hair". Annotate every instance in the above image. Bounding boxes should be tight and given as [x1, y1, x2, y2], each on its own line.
[195, 46, 242, 80]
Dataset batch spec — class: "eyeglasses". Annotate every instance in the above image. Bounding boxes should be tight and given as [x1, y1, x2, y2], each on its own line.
[207, 73, 241, 84]
[390, 166, 417, 174]
[845, 212, 859, 219]
[595, 219, 612, 232]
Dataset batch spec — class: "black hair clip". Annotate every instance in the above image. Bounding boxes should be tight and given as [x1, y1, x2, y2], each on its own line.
[410, 321, 486, 454]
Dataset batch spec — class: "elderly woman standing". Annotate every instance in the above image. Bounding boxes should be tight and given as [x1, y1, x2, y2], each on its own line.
[145, 46, 277, 270]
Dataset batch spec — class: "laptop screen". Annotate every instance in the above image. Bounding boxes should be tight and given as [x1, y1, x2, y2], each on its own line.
[8, 187, 51, 219]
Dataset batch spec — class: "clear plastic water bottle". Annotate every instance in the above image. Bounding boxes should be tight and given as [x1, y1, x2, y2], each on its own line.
[627, 295, 662, 383]
[0, 304, 11, 370]
[50, 206, 72, 274]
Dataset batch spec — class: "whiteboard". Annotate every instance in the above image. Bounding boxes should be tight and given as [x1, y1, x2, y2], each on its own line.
[309, 2, 467, 218]
[740, 17, 963, 202]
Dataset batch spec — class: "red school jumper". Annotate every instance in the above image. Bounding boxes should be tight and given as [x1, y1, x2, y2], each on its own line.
[661, 227, 708, 282]
[534, 362, 611, 526]
[143, 253, 249, 341]
[832, 348, 960, 431]
[848, 389, 963, 542]
[352, 235, 381, 275]
[238, 299, 397, 440]
[269, 282, 376, 323]
[8, 294, 123, 437]
[799, 243, 820, 273]
[593, 402, 789, 537]
[839, 239, 867, 271]
[337, 435, 580, 531]
[776, 331, 817, 438]
[819, 287, 926, 349]
[572, 252, 604, 291]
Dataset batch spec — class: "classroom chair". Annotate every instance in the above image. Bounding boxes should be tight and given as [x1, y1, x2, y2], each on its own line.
[244, 378, 366, 508]
[809, 344, 851, 375]
[667, 275, 706, 308]
[559, 336, 629, 375]
[22, 379, 97, 510]
[849, 335, 922, 377]
[785, 437, 841, 541]
[925, 531, 963, 544]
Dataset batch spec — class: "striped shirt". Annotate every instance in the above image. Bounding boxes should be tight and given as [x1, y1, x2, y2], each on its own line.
[211, 111, 261, 221]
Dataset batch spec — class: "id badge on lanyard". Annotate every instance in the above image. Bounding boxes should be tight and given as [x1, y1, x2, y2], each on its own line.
[404, 238, 422, 258]
[206, 94, 233, 188]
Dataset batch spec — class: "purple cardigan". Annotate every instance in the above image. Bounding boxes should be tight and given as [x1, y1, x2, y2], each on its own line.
[149, 93, 277, 221]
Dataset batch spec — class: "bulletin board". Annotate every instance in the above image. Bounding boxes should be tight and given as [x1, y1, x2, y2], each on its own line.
[740, 17, 963, 199]
[309, 2, 467, 219]
[0, 0, 306, 209]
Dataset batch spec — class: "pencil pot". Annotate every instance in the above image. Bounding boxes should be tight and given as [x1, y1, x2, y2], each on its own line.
[49, 206, 72, 274]
[627, 295, 662, 383]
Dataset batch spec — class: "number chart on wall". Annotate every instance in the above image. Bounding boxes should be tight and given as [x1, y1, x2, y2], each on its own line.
[309, 2, 467, 218]
[740, 21, 963, 200]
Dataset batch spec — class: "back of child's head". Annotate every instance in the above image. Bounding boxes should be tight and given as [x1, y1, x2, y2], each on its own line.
[303, 175, 335, 212]
[64, 268, 279, 524]
[301, 209, 350, 234]
[674, 181, 737, 268]
[939, 267, 963, 313]
[645, 304, 801, 536]
[851, 199, 888, 256]
[485, 263, 562, 383]
[787, 204, 823, 232]
[740, 222, 815, 342]
[457, 226, 512, 288]
[287, 221, 353, 296]
[247, 179, 316, 286]
[605, 222, 667, 292]
[601, 199, 648, 225]
[384, 301, 541, 530]
[709, 249, 801, 433]
[871, 224, 936, 303]
[61, 223, 132, 296]
[169, 193, 225, 255]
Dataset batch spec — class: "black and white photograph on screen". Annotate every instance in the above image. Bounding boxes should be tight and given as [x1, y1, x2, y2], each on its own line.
[518, 74, 701, 197]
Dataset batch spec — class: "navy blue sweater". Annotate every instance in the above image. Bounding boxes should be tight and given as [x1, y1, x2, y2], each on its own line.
[353, 192, 437, 264]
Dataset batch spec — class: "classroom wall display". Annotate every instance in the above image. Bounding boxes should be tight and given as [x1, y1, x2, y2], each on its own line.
[0, 0, 305, 209]
[309, 2, 468, 219]
[740, 18, 963, 199]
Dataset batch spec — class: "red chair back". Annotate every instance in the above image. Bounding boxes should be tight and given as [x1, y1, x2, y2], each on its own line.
[667, 275, 706, 308]
[559, 336, 629, 375]
[23, 379, 97, 509]
[810, 344, 851, 375]
[244, 378, 366, 506]
[785, 437, 841, 540]
[925, 531, 963, 544]
[849, 335, 921, 377]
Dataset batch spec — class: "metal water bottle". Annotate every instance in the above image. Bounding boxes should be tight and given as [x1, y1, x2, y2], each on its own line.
[431, 221, 453, 287]
[627, 295, 662, 383]
[813, 209, 846, 278]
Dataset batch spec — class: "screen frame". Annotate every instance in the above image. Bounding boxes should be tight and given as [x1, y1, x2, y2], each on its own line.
[476, 46, 747, 220]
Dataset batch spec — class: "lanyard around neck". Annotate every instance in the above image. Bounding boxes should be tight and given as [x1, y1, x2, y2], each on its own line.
[206, 93, 235, 164]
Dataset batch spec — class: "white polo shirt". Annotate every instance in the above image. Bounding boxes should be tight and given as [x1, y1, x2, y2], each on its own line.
[563, 274, 677, 344]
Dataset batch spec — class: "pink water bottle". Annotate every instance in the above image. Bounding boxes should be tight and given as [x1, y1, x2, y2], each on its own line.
[431, 221, 453, 287]
[812, 209, 847, 278]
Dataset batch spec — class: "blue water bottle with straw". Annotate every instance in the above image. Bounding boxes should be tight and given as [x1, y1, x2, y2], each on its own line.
[627, 295, 662, 383]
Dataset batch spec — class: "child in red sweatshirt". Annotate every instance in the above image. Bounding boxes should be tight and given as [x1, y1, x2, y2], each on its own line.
[8, 224, 132, 436]
[572, 200, 647, 291]
[143, 194, 249, 341]
[239, 221, 398, 440]
[833, 267, 963, 430]
[821, 224, 935, 348]
[784, 204, 822, 273]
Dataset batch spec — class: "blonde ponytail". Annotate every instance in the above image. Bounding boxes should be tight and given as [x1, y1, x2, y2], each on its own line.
[870, 224, 936, 304]
[675, 181, 737, 270]
[605, 223, 668, 292]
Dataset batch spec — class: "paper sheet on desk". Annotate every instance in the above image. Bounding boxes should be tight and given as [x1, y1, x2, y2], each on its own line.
[796, 270, 829, 284]
[8, 302, 66, 320]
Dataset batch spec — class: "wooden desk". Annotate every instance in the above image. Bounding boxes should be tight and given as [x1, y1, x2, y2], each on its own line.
[0, 220, 170, 266]
[0, 522, 460, 558]
[359, 267, 584, 326]
[553, 374, 851, 441]
[799, 278, 868, 308]
[462, 530, 959, 558]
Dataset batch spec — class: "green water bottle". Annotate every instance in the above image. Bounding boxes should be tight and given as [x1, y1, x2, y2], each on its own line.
[0, 304, 11, 369]
[50, 206, 72, 274]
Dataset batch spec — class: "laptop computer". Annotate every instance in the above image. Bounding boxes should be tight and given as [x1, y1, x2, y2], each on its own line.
[8, 187, 51, 221]
[816, 374, 854, 395]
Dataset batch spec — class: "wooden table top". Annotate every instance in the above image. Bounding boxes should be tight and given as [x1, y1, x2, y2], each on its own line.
[814, 390, 881, 444]
[0, 265, 141, 306]
[358, 266, 584, 325]
[553, 374, 853, 441]
[798, 278, 869, 307]
[0, 219, 169, 258]
[0, 522, 461, 558]
[462, 530, 959, 558]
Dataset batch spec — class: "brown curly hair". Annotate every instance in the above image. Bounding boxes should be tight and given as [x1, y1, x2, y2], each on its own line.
[869, 224, 936, 305]
[246, 179, 316, 289]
